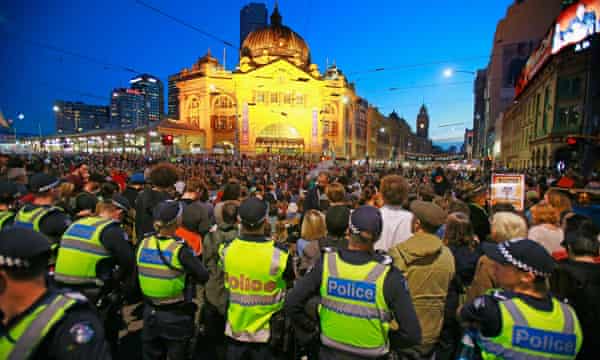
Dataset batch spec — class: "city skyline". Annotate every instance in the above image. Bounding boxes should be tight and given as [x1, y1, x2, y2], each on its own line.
[0, 0, 514, 143]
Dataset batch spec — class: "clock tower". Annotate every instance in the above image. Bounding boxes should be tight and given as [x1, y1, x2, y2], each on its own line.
[416, 104, 429, 138]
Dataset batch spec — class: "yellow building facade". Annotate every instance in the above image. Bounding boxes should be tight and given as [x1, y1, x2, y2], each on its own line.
[161, 5, 366, 158]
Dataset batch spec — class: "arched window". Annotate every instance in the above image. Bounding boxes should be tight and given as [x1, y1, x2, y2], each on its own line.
[212, 95, 236, 131]
[187, 97, 201, 128]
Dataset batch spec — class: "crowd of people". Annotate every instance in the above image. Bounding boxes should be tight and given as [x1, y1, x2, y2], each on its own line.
[0, 152, 599, 360]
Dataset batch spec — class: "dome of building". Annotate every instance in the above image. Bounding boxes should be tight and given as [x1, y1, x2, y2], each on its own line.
[241, 3, 310, 68]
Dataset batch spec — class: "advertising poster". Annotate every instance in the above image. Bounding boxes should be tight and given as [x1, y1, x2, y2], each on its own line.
[491, 174, 526, 211]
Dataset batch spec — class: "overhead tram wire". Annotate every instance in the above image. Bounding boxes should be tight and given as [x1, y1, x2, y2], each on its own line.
[134, 0, 235, 48]
[2, 30, 143, 75]
[346, 55, 489, 77]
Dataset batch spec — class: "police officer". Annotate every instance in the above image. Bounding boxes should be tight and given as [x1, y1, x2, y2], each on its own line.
[220, 196, 294, 360]
[13, 173, 71, 250]
[285, 206, 422, 359]
[0, 181, 21, 230]
[136, 200, 208, 360]
[460, 239, 583, 359]
[54, 194, 136, 357]
[0, 227, 111, 359]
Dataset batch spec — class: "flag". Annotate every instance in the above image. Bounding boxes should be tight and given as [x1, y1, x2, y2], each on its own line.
[0, 109, 9, 128]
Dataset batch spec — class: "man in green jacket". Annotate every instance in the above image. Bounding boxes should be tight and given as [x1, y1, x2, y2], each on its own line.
[389, 200, 455, 358]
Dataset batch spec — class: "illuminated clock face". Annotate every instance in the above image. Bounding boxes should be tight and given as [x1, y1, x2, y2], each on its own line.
[420, 123, 425, 129]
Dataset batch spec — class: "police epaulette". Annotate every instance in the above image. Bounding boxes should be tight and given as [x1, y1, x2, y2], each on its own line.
[378, 254, 393, 266]
[490, 289, 508, 301]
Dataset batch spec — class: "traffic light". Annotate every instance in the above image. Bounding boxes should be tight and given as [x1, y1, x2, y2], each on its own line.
[162, 134, 174, 146]
[566, 136, 578, 146]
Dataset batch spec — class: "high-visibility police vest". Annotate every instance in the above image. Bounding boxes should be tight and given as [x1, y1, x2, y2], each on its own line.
[14, 206, 60, 232]
[477, 295, 583, 359]
[0, 293, 78, 360]
[54, 217, 115, 286]
[0, 210, 15, 230]
[136, 235, 186, 305]
[319, 250, 392, 358]
[221, 238, 288, 343]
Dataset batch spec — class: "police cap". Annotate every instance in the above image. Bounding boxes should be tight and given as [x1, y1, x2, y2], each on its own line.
[238, 196, 268, 227]
[0, 228, 50, 269]
[349, 206, 383, 239]
[483, 239, 555, 278]
[153, 200, 183, 226]
[111, 194, 132, 212]
[29, 173, 61, 193]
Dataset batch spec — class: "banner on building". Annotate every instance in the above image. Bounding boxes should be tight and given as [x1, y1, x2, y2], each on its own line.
[241, 103, 249, 145]
[491, 173, 526, 212]
[552, 0, 600, 54]
[312, 109, 319, 147]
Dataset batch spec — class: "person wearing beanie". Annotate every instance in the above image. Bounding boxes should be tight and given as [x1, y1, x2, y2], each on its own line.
[13, 173, 72, 263]
[461, 239, 583, 359]
[389, 200, 455, 358]
[54, 194, 135, 357]
[136, 200, 208, 360]
[220, 196, 294, 359]
[286, 206, 422, 359]
[0, 228, 111, 358]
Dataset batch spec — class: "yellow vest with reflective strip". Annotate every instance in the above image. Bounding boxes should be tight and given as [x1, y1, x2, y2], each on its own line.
[478, 295, 583, 359]
[136, 235, 186, 305]
[0, 293, 78, 359]
[222, 238, 288, 343]
[0, 210, 14, 230]
[54, 216, 115, 286]
[319, 251, 391, 358]
[14, 206, 59, 233]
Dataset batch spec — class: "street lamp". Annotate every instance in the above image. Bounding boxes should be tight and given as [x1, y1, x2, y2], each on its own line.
[379, 127, 385, 133]
[443, 68, 476, 78]
[17, 112, 25, 121]
[53, 105, 60, 112]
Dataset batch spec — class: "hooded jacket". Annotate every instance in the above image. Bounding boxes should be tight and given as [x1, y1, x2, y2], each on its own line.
[388, 232, 455, 355]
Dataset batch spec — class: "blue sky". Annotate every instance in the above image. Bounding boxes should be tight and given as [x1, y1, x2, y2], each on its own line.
[0, 0, 513, 143]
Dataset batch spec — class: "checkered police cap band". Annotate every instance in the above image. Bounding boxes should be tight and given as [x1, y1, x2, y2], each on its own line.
[497, 242, 551, 278]
[38, 179, 61, 193]
[0, 255, 30, 268]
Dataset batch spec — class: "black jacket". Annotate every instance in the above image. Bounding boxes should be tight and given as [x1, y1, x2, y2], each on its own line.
[134, 189, 171, 243]
[551, 259, 600, 359]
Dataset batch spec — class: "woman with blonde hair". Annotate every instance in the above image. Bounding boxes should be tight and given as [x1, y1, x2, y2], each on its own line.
[296, 209, 326, 275]
[529, 202, 564, 255]
[544, 189, 572, 216]
[467, 212, 528, 301]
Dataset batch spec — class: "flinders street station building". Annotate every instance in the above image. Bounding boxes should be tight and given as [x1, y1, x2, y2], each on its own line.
[159, 4, 432, 159]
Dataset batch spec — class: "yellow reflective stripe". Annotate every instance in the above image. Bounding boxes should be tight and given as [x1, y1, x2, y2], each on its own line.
[225, 321, 270, 343]
[321, 333, 389, 358]
[60, 238, 110, 256]
[229, 291, 285, 306]
[321, 297, 391, 321]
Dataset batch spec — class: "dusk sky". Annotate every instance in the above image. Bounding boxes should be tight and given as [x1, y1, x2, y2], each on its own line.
[0, 0, 514, 143]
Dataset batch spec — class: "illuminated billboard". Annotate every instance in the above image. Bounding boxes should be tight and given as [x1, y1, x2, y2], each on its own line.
[552, 0, 600, 54]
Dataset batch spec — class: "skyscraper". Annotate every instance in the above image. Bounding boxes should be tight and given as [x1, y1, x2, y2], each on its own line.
[240, 2, 268, 47]
[110, 88, 145, 129]
[130, 74, 164, 123]
[54, 101, 109, 134]
[416, 104, 429, 138]
[168, 73, 180, 120]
